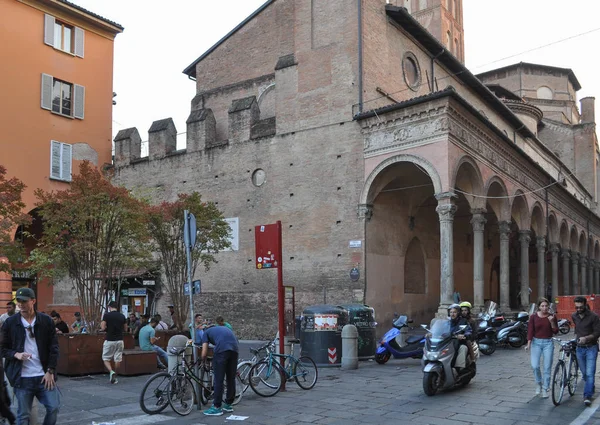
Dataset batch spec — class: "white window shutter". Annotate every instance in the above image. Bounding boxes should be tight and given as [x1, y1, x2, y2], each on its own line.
[50, 141, 61, 179]
[61, 144, 72, 181]
[73, 84, 85, 119]
[225, 217, 239, 251]
[74, 27, 84, 58]
[41, 74, 53, 110]
[44, 14, 55, 46]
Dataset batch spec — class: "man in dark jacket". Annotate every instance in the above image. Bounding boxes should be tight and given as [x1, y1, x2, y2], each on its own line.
[2, 287, 59, 425]
[572, 296, 600, 406]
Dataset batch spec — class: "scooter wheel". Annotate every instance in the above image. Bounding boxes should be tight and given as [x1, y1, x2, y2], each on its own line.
[423, 372, 438, 396]
[375, 352, 391, 364]
[508, 332, 526, 348]
[559, 324, 570, 335]
[479, 340, 496, 355]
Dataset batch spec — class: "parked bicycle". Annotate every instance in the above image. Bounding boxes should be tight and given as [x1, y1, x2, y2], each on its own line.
[551, 337, 579, 406]
[236, 340, 274, 395]
[248, 338, 318, 397]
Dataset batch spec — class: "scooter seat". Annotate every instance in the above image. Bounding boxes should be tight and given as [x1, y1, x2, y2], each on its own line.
[406, 335, 422, 344]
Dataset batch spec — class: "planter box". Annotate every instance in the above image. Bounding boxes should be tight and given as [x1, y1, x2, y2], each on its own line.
[57, 333, 134, 376]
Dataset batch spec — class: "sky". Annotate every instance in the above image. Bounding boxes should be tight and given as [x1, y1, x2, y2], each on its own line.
[70, 0, 600, 152]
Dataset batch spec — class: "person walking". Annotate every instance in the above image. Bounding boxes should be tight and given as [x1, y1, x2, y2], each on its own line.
[572, 296, 600, 406]
[0, 302, 16, 326]
[1, 287, 59, 425]
[139, 318, 168, 370]
[100, 301, 126, 384]
[200, 324, 239, 416]
[524, 297, 558, 399]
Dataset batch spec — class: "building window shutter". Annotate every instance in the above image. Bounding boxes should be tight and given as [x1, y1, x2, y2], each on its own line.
[73, 84, 85, 119]
[225, 217, 239, 251]
[61, 144, 72, 181]
[74, 27, 84, 58]
[44, 14, 55, 46]
[50, 141, 61, 179]
[41, 73, 53, 110]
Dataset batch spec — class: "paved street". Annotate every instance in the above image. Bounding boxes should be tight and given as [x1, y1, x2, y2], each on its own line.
[15, 338, 600, 425]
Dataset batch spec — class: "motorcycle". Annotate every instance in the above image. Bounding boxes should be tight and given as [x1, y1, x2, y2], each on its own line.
[375, 315, 425, 364]
[421, 319, 477, 396]
[478, 301, 528, 349]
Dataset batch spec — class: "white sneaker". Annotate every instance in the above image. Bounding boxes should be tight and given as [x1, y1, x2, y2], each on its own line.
[535, 385, 541, 396]
[541, 389, 549, 399]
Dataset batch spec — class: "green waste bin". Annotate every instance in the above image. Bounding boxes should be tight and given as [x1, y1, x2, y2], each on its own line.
[300, 305, 348, 367]
[337, 304, 377, 360]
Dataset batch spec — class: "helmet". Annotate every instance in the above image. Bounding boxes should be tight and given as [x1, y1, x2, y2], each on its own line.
[459, 301, 472, 310]
[448, 303, 461, 311]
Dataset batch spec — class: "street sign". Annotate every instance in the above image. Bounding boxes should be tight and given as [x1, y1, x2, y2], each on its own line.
[184, 280, 201, 295]
[184, 212, 197, 248]
[255, 224, 279, 269]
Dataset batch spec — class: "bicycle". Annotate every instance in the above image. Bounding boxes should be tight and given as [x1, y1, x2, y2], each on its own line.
[236, 340, 274, 395]
[551, 337, 579, 406]
[248, 338, 318, 397]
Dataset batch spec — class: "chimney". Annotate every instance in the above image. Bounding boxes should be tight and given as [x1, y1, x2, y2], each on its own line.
[113, 128, 141, 167]
[148, 118, 177, 160]
[581, 97, 595, 124]
[228, 96, 259, 144]
[186, 109, 216, 152]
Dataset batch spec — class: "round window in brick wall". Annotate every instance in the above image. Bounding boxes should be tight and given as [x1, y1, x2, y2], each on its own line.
[252, 169, 266, 187]
[403, 52, 421, 91]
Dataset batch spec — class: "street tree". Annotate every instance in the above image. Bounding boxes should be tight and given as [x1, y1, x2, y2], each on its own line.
[29, 161, 152, 332]
[0, 165, 29, 272]
[146, 192, 231, 330]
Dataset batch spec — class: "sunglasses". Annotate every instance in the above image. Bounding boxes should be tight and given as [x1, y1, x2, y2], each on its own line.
[25, 325, 35, 339]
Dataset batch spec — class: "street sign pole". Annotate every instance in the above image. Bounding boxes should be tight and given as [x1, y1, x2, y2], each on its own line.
[276, 220, 285, 390]
[183, 210, 200, 410]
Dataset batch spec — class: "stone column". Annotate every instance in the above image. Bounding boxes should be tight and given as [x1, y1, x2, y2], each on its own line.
[499, 221, 511, 312]
[562, 249, 570, 295]
[587, 258, 596, 294]
[471, 209, 486, 312]
[519, 230, 531, 308]
[550, 244, 560, 301]
[436, 193, 457, 316]
[581, 257, 588, 295]
[536, 237, 546, 300]
[571, 252, 580, 295]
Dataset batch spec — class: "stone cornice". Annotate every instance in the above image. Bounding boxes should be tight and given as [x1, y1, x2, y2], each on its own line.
[503, 100, 543, 122]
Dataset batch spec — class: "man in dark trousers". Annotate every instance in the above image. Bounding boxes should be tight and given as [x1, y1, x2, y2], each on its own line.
[100, 301, 126, 384]
[2, 287, 59, 425]
[572, 296, 600, 406]
[201, 324, 239, 416]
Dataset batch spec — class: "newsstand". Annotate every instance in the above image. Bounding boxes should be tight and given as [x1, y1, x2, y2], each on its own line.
[300, 305, 348, 367]
[338, 304, 377, 360]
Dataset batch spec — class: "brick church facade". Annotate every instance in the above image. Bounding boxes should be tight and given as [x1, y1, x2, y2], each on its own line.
[107, 0, 599, 338]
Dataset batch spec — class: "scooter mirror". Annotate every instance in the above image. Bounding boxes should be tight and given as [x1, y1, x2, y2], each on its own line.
[408, 319, 414, 324]
[420, 324, 428, 330]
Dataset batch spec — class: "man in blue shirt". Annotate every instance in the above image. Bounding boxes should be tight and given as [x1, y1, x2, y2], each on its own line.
[201, 325, 239, 416]
[139, 318, 168, 369]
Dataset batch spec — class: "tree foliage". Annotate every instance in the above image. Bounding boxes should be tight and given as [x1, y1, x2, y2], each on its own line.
[0, 165, 29, 272]
[29, 161, 152, 332]
[146, 192, 231, 330]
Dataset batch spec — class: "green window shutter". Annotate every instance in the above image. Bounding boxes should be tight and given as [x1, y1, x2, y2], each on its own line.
[61, 144, 72, 181]
[50, 141, 61, 179]
[74, 27, 84, 58]
[44, 14, 55, 46]
[41, 73, 53, 110]
[73, 84, 85, 119]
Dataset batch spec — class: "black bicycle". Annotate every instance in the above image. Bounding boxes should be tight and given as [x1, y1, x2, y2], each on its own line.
[551, 337, 579, 406]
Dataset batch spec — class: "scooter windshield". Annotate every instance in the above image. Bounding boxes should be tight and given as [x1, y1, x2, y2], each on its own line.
[393, 315, 408, 328]
[429, 319, 452, 343]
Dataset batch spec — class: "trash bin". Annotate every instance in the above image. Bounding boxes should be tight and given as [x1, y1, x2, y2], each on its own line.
[300, 305, 347, 367]
[337, 304, 377, 360]
[167, 334, 190, 372]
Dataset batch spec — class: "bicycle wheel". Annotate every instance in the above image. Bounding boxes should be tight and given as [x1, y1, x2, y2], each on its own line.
[248, 359, 282, 397]
[568, 356, 579, 396]
[223, 372, 245, 405]
[168, 375, 195, 416]
[139, 372, 171, 415]
[293, 356, 318, 390]
[237, 360, 253, 394]
[551, 361, 565, 406]
[199, 366, 212, 405]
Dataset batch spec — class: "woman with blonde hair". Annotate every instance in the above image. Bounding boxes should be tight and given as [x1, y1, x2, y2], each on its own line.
[525, 297, 558, 398]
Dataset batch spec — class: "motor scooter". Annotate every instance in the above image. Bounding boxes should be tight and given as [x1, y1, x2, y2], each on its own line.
[375, 315, 425, 364]
[421, 319, 477, 396]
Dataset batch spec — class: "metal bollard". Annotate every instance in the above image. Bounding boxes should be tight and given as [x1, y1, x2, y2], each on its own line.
[167, 334, 189, 372]
[341, 324, 358, 370]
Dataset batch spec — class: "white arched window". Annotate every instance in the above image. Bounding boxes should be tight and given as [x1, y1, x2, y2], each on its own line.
[537, 86, 553, 100]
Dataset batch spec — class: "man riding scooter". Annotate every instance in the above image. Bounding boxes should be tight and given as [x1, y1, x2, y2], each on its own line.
[449, 304, 471, 371]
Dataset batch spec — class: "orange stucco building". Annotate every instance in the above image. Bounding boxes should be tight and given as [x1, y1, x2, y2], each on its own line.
[0, 0, 122, 311]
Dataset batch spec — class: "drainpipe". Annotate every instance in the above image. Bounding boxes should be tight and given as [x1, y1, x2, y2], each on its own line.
[357, 0, 363, 113]
[431, 50, 445, 93]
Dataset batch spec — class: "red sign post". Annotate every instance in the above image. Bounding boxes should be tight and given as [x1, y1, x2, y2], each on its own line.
[255, 221, 285, 380]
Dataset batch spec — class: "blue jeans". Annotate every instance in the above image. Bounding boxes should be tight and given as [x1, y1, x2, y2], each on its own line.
[531, 338, 554, 390]
[14, 376, 60, 425]
[576, 344, 599, 398]
[212, 350, 238, 408]
[152, 345, 168, 367]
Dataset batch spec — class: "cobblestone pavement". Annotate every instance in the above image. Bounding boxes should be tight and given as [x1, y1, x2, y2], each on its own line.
[19, 337, 600, 425]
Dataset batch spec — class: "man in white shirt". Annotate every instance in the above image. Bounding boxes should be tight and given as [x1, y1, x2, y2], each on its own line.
[0, 302, 16, 326]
